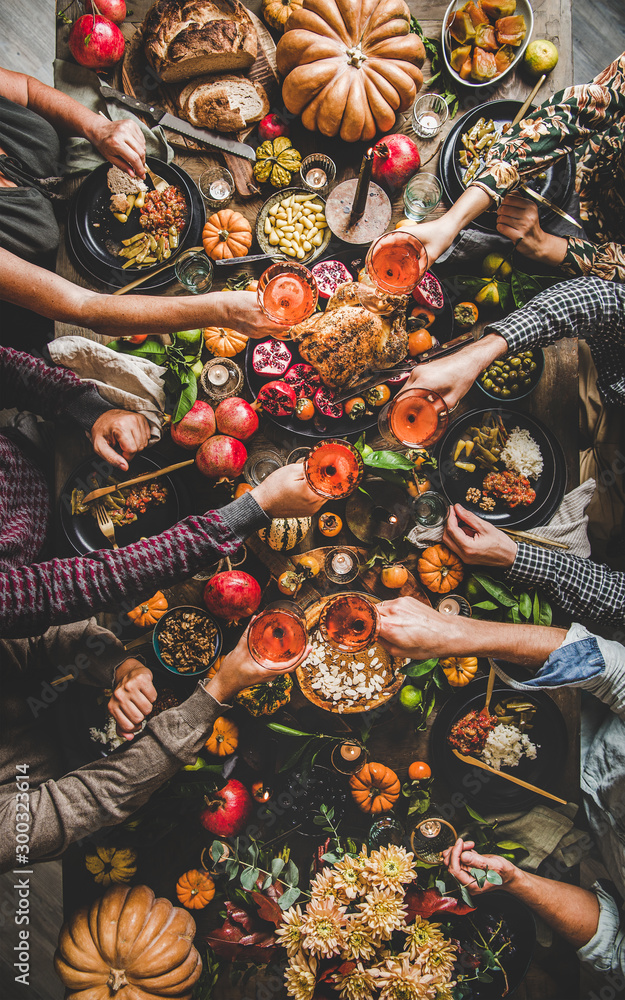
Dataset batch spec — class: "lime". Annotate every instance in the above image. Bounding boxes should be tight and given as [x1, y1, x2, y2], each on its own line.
[475, 281, 500, 307]
[482, 253, 512, 278]
[465, 577, 484, 602]
[176, 329, 203, 350]
[191, 359, 204, 378]
[399, 685, 423, 712]
[524, 40, 559, 79]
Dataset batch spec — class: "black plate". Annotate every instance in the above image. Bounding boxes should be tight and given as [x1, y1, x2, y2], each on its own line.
[430, 675, 568, 812]
[66, 157, 205, 292]
[245, 251, 454, 440]
[436, 406, 566, 530]
[59, 453, 182, 555]
[439, 100, 575, 234]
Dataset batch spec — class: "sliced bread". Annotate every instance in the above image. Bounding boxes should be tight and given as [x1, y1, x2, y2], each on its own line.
[179, 74, 269, 132]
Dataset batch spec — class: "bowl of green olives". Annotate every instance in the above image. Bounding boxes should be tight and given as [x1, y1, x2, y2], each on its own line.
[475, 348, 544, 403]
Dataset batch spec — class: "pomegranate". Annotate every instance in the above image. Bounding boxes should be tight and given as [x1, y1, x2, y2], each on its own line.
[215, 397, 259, 442]
[171, 400, 215, 450]
[311, 260, 352, 300]
[203, 570, 262, 620]
[256, 380, 297, 417]
[412, 272, 445, 311]
[386, 367, 411, 385]
[200, 779, 254, 836]
[314, 386, 344, 419]
[283, 363, 321, 399]
[195, 435, 247, 480]
[86, 0, 126, 24]
[371, 135, 421, 194]
[257, 113, 290, 143]
[69, 13, 125, 70]
[252, 339, 292, 377]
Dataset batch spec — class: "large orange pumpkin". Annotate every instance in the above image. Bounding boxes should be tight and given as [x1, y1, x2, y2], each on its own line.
[202, 209, 252, 260]
[176, 870, 216, 910]
[203, 326, 249, 357]
[349, 761, 400, 814]
[205, 716, 239, 756]
[276, 0, 425, 142]
[417, 544, 464, 593]
[54, 884, 202, 999]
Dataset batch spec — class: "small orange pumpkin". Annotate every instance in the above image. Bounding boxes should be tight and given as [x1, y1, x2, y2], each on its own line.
[417, 544, 464, 594]
[262, 0, 303, 31]
[440, 656, 479, 687]
[203, 326, 249, 357]
[205, 716, 239, 756]
[202, 210, 252, 260]
[127, 591, 168, 628]
[176, 869, 216, 910]
[349, 762, 400, 814]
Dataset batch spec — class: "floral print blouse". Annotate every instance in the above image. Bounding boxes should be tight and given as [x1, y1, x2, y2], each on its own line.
[471, 51, 625, 282]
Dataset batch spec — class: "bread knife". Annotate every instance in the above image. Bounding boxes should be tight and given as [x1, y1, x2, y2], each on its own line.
[99, 84, 256, 162]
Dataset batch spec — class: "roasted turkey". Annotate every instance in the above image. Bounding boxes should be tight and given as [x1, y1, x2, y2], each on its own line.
[289, 283, 407, 390]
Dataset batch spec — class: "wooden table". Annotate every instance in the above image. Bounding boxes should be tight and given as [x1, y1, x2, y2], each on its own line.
[55, 3, 580, 997]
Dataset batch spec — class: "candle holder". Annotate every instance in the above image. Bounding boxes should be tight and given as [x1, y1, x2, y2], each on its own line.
[286, 446, 311, 466]
[199, 166, 235, 208]
[200, 358, 243, 403]
[324, 547, 361, 585]
[368, 814, 405, 850]
[244, 449, 284, 486]
[300, 153, 336, 196]
[436, 595, 472, 618]
[330, 739, 369, 774]
[411, 491, 449, 527]
[410, 817, 458, 864]
[411, 93, 449, 139]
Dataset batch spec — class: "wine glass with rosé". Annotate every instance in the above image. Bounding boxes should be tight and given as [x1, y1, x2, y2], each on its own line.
[319, 593, 380, 653]
[247, 601, 308, 670]
[257, 262, 318, 329]
[305, 438, 364, 499]
[378, 387, 449, 449]
[357, 231, 428, 315]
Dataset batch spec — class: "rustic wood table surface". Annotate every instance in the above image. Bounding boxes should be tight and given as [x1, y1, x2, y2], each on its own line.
[55, 2, 580, 997]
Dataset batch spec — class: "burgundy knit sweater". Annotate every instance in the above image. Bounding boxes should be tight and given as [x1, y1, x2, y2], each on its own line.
[0, 348, 268, 638]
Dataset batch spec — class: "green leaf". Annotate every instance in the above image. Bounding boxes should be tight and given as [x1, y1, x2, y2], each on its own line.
[402, 658, 439, 678]
[495, 279, 511, 312]
[472, 600, 498, 611]
[511, 270, 543, 309]
[459, 884, 474, 908]
[486, 869, 503, 884]
[539, 596, 552, 626]
[248, 841, 259, 865]
[435, 878, 448, 894]
[363, 450, 414, 472]
[268, 723, 317, 738]
[211, 841, 225, 864]
[122, 340, 167, 362]
[519, 591, 532, 619]
[509, 604, 521, 624]
[321, 852, 341, 863]
[278, 886, 301, 909]
[240, 866, 259, 891]
[465, 804, 488, 824]
[174, 376, 197, 422]
[472, 573, 517, 607]
[496, 839, 527, 851]
[532, 590, 541, 625]
[271, 857, 285, 878]
[432, 665, 447, 690]
[262, 874, 273, 890]
[283, 860, 299, 885]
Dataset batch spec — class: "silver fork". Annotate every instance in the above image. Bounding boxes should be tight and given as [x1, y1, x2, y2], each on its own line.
[94, 503, 118, 550]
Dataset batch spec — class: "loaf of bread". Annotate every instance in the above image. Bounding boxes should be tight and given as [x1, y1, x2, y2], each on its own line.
[178, 75, 269, 131]
[143, 0, 257, 83]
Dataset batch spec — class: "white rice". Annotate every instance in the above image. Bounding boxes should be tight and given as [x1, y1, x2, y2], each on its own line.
[107, 165, 147, 195]
[500, 427, 543, 479]
[481, 724, 538, 771]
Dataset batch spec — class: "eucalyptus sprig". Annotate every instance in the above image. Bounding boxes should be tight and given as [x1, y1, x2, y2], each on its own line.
[210, 838, 306, 910]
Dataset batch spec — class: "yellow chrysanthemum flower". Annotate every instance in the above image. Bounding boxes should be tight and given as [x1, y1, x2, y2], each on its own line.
[341, 916, 377, 962]
[276, 905, 305, 957]
[301, 898, 348, 958]
[333, 962, 377, 1000]
[364, 846, 417, 894]
[284, 952, 318, 1000]
[356, 888, 407, 941]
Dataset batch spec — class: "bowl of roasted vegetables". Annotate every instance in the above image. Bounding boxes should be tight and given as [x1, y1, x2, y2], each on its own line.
[442, 0, 534, 88]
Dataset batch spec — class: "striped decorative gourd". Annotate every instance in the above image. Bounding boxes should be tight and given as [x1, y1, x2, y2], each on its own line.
[258, 516, 311, 551]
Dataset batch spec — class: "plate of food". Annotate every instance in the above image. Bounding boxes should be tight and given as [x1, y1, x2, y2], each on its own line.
[67, 157, 205, 291]
[245, 255, 454, 440]
[441, 0, 534, 89]
[59, 454, 183, 555]
[436, 407, 566, 530]
[430, 675, 567, 810]
[296, 594, 405, 714]
[439, 99, 575, 234]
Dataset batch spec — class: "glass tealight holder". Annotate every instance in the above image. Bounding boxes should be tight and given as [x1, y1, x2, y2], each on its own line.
[410, 817, 458, 864]
[243, 449, 284, 486]
[411, 93, 449, 139]
[411, 490, 449, 527]
[199, 166, 235, 209]
[200, 358, 243, 404]
[403, 173, 443, 222]
[368, 814, 405, 850]
[300, 153, 336, 196]
[324, 547, 361, 585]
[286, 446, 311, 466]
[436, 595, 472, 617]
[330, 739, 369, 774]
[175, 250, 213, 294]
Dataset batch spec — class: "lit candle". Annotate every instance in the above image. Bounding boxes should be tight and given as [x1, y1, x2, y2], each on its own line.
[331, 550, 354, 575]
[437, 597, 461, 616]
[208, 364, 229, 387]
[305, 167, 328, 189]
[417, 112, 440, 136]
[209, 178, 232, 201]
[339, 742, 362, 762]
[419, 820, 442, 838]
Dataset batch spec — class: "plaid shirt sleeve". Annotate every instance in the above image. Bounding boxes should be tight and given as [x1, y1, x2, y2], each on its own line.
[506, 542, 625, 626]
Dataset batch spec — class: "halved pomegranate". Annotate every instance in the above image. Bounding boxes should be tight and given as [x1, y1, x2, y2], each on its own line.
[386, 366, 411, 385]
[311, 260, 353, 300]
[412, 272, 445, 311]
[252, 339, 292, 377]
[256, 380, 297, 416]
[283, 363, 321, 399]
[314, 386, 344, 419]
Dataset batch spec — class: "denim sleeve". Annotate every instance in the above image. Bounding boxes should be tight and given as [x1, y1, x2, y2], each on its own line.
[577, 882, 625, 977]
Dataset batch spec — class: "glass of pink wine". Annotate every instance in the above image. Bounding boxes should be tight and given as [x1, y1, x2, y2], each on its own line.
[247, 601, 308, 670]
[305, 438, 364, 499]
[378, 387, 448, 449]
[319, 593, 380, 653]
[358, 231, 428, 314]
[257, 262, 318, 331]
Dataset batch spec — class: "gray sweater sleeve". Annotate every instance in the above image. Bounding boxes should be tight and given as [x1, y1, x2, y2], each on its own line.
[0, 684, 225, 870]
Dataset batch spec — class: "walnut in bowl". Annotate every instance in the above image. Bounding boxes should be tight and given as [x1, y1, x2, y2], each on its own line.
[152, 606, 222, 679]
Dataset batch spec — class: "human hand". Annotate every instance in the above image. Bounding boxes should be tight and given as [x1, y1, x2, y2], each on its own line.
[217, 290, 292, 340]
[405, 349, 480, 409]
[205, 626, 310, 704]
[87, 117, 146, 179]
[108, 658, 157, 740]
[444, 504, 517, 567]
[442, 838, 520, 896]
[378, 596, 467, 659]
[397, 216, 458, 266]
[90, 409, 151, 471]
[252, 463, 326, 518]
[496, 193, 567, 267]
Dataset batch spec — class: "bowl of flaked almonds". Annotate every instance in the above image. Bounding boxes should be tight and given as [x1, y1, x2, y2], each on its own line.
[296, 594, 405, 714]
